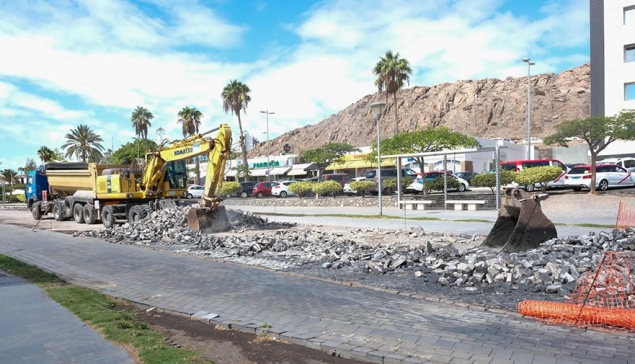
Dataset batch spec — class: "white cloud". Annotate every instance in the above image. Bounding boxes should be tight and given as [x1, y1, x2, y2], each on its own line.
[0, 0, 590, 169]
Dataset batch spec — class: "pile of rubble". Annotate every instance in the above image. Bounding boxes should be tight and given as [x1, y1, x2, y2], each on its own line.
[80, 207, 635, 298]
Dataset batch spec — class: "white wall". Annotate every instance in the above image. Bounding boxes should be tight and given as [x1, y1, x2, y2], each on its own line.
[604, 0, 635, 116]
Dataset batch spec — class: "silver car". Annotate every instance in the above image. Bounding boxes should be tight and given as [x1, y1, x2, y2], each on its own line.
[564, 164, 635, 191]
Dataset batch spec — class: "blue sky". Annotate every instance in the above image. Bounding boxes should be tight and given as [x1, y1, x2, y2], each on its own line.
[0, 0, 589, 171]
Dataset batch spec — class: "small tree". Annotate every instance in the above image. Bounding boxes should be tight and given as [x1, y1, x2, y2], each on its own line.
[299, 143, 360, 177]
[369, 127, 480, 196]
[382, 177, 414, 192]
[349, 180, 376, 196]
[220, 181, 242, 197]
[470, 171, 516, 194]
[427, 177, 460, 192]
[288, 181, 315, 198]
[515, 166, 564, 192]
[312, 180, 343, 198]
[544, 110, 635, 194]
[231, 164, 250, 182]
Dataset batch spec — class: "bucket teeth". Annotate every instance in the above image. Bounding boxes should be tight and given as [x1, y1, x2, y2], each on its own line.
[482, 187, 557, 253]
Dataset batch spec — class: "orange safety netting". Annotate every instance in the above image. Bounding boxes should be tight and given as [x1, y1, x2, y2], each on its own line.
[518, 251, 635, 331]
[616, 201, 635, 229]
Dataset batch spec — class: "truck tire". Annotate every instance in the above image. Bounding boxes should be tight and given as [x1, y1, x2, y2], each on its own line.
[73, 203, 85, 224]
[53, 202, 64, 221]
[83, 204, 97, 224]
[64, 197, 74, 219]
[102, 206, 116, 229]
[140, 205, 153, 217]
[32, 202, 42, 220]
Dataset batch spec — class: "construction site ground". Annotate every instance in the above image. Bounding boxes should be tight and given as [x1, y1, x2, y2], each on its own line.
[1, 218, 634, 364]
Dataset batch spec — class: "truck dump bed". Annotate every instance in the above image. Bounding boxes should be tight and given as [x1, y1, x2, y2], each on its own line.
[43, 162, 128, 195]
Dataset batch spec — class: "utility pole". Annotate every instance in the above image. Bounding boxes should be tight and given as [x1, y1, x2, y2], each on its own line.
[523, 58, 536, 160]
[260, 110, 275, 181]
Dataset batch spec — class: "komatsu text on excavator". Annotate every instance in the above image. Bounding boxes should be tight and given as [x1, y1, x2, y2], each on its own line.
[26, 124, 233, 233]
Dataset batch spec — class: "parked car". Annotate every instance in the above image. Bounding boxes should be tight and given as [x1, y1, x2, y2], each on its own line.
[405, 172, 469, 194]
[366, 168, 417, 195]
[252, 182, 274, 198]
[301, 176, 319, 182]
[453, 171, 478, 183]
[500, 159, 568, 192]
[565, 163, 585, 169]
[272, 181, 297, 198]
[343, 177, 366, 196]
[597, 157, 635, 172]
[238, 181, 258, 198]
[564, 164, 635, 191]
[186, 185, 204, 199]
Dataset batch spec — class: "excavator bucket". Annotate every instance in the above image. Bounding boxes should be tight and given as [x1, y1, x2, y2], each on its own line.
[481, 187, 557, 253]
[186, 206, 231, 234]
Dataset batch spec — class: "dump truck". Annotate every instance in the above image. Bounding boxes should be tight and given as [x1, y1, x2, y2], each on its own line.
[27, 124, 233, 233]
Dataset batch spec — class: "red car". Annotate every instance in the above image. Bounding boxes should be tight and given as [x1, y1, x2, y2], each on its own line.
[252, 182, 274, 198]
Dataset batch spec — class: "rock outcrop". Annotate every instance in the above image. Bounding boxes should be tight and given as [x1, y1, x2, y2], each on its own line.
[249, 63, 590, 157]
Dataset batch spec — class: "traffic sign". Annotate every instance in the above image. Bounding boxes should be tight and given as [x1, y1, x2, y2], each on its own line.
[283, 144, 291, 153]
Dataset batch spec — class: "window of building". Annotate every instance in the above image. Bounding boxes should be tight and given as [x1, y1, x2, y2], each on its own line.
[625, 6, 635, 25]
[626, 45, 635, 62]
[625, 83, 635, 100]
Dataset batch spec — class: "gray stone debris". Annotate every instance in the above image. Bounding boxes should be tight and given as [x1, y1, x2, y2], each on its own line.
[76, 207, 635, 298]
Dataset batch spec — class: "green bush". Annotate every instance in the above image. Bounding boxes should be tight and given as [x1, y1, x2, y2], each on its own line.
[312, 180, 343, 197]
[515, 166, 565, 192]
[288, 181, 315, 197]
[382, 177, 414, 190]
[3, 184, 26, 193]
[427, 177, 460, 191]
[4, 194, 25, 203]
[471, 171, 516, 194]
[349, 180, 376, 195]
[220, 181, 242, 197]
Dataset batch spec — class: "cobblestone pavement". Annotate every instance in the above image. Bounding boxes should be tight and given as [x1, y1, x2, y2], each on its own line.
[0, 269, 134, 364]
[1, 224, 633, 364]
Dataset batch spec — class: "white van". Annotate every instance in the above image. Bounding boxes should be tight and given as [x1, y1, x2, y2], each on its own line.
[597, 157, 635, 172]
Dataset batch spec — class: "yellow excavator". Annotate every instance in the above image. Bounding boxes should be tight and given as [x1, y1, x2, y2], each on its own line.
[28, 124, 233, 234]
[142, 124, 233, 233]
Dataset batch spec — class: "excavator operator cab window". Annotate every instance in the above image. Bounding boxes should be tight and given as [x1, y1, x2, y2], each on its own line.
[166, 160, 187, 190]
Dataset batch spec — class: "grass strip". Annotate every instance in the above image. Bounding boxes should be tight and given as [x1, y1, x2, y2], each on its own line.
[253, 211, 442, 221]
[0, 254, 210, 364]
[453, 219, 495, 223]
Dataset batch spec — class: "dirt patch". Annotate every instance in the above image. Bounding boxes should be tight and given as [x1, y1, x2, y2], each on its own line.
[133, 307, 367, 364]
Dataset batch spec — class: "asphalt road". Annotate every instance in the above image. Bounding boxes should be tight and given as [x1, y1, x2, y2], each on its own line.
[1, 224, 633, 364]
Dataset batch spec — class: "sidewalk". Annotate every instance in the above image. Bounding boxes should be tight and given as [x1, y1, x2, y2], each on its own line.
[1, 224, 633, 364]
[0, 269, 134, 364]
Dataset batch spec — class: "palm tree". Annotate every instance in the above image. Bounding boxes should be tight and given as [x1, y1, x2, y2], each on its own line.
[37, 146, 54, 162]
[1, 169, 18, 186]
[61, 125, 105, 162]
[177, 107, 203, 184]
[130, 106, 154, 149]
[222, 80, 251, 180]
[177, 106, 203, 137]
[373, 50, 413, 135]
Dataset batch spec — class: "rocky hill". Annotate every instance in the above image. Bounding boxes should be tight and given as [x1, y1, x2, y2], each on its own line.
[248, 63, 590, 157]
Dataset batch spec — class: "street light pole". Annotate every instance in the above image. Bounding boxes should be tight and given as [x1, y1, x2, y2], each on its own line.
[371, 102, 386, 215]
[260, 110, 275, 181]
[522, 58, 535, 160]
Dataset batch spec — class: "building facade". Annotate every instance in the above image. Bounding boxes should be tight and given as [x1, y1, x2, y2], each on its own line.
[590, 0, 635, 157]
[591, 0, 635, 117]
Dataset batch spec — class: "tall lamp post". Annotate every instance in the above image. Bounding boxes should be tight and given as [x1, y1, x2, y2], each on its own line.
[371, 102, 386, 215]
[260, 110, 274, 181]
[449, 101, 456, 171]
[522, 58, 535, 160]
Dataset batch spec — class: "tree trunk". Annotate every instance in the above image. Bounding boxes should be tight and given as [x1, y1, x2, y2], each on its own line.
[590, 151, 597, 195]
[393, 92, 399, 136]
[236, 113, 250, 182]
[417, 157, 428, 197]
[195, 158, 201, 185]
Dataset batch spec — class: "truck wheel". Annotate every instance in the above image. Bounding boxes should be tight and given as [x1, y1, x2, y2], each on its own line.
[83, 204, 97, 224]
[53, 202, 64, 221]
[102, 206, 116, 229]
[32, 202, 42, 220]
[73, 203, 85, 224]
[64, 197, 74, 219]
[140, 205, 153, 218]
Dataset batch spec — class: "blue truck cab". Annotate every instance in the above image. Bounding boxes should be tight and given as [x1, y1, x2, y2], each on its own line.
[26, 169, 49, 209]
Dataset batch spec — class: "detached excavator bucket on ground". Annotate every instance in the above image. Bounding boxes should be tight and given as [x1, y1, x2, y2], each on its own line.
[481, 187, 557, 253]
[186, 205, 231, 234]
